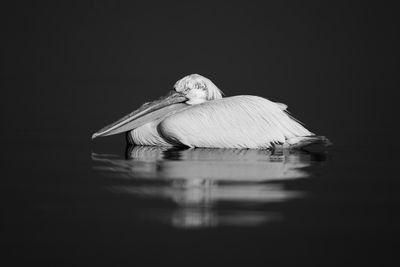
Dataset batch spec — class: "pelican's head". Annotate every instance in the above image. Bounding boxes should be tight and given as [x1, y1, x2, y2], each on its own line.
[174, 74, 223, 105]
[92, 74, 223, 139]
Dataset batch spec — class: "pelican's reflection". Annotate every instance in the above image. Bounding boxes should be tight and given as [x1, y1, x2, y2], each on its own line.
[92, 146, 326, 228]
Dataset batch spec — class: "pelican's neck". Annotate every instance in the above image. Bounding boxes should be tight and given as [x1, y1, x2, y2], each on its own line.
[186, 98, 207, 105]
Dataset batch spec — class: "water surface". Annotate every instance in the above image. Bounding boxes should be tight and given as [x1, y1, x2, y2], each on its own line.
[92, 146, 324, 228]
[1, 132, 398, 266]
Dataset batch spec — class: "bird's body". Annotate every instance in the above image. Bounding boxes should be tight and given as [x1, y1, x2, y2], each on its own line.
[93, 74, 328, 149]
[128, 95, 312, 149]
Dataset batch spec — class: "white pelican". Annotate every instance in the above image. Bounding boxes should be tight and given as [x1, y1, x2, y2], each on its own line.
[92, 74, 328, 149]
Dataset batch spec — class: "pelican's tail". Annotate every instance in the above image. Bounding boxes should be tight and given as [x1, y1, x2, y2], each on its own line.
[285, 135, 332, 149]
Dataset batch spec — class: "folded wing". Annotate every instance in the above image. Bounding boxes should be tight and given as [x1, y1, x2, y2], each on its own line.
[158, 95, 313, 149]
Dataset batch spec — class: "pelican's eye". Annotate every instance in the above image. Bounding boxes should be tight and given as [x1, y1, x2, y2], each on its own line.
[195, 82, 206, 90]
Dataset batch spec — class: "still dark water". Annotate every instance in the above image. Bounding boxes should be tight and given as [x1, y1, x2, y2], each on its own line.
[1, 131, 398, 266]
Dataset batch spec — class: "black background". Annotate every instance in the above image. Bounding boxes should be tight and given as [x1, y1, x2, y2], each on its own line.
[1, 1, 400, 266]
[2, 1, 398, 144]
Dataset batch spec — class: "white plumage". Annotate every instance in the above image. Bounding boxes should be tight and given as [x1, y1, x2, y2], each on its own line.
[93, 74, 327, 149]
[157, 96, 311, 148]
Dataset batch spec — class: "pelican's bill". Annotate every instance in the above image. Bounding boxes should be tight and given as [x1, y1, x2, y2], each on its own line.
[92, 91, 188, 139]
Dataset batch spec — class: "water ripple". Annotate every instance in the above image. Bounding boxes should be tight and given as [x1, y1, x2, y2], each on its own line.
[92, 146, 327, 228]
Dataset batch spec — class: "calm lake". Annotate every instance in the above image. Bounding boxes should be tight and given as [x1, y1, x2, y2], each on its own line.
[1, 131, 398, 266]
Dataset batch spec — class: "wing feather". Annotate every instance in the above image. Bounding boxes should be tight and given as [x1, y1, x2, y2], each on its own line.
[158, 96, 313, 149]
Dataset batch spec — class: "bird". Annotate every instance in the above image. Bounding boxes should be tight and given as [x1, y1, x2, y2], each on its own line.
[92, 74, 329, 149]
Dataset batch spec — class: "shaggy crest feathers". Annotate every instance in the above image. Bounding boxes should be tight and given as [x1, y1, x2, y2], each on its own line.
[174, 74, 224, 101]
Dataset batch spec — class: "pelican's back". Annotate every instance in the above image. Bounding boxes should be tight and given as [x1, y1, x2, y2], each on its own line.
[158, 96, 313, 149]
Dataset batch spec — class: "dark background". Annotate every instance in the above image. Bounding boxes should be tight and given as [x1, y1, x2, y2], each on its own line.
[1, 2, 400, 266]
[1, 1, 398, 145]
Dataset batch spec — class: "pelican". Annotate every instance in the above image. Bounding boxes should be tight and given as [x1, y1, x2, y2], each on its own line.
[92, 74, 328, 149]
